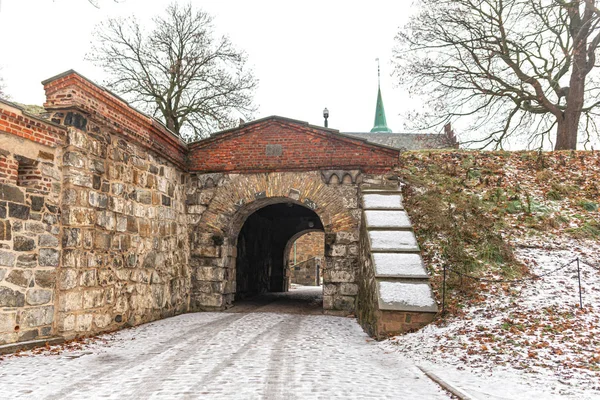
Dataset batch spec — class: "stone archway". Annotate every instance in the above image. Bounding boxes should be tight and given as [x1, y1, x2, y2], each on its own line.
[188, 171, 361, 315]
[233, 201, 324, 298]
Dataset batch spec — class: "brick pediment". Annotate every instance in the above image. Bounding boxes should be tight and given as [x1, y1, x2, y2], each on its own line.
[188, 117, 399, 173]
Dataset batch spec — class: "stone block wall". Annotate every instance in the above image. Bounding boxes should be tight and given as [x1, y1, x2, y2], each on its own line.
[54, 115, 190, 337]
[290, 257, 321, 286]
[0, 103, 65, 345]
[289, 232, 324, 265]
[187, 171, 362, 314]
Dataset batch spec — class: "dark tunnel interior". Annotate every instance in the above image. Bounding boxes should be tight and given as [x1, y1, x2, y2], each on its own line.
[235, 203, 324, 299]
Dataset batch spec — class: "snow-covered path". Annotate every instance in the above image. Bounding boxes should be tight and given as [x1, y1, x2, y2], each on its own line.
[0, 289, 450, 399]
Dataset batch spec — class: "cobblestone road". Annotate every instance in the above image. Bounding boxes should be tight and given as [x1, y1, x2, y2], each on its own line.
[0, 287, 450, 399]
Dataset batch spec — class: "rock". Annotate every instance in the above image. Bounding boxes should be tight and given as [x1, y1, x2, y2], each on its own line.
[0, 184, 24, 203]
[35, 270, 56, 288]
[62, 228, 80, 247]
[14, 236, 35, 251]
[39, 234, 59, 247]
[63, 151, 86, 168]
[18, 329, 39, 341]
[30, 196, 45, 212]
[59, 269, 79, 290]
[39, 248, 59, 267]
[8, 203, 30, 220]
[89, 191, 108, 209]
[135, 190, 152, 205]
[96, 211, 115, 230]
[16, 254, 37, 268]
[94, 233, 112, 250]
[21, 306, 54, 328]
[58, 292, 82, 312]
[0, 287, 25, 307]
[0, 220, 11, 241]
[26, 289, 53, 305]
[0, 251, 16, 267]
[6, 270, 32, 287]
[142, 252, 156, 269]
[76, 314, 93, 331]
[0, 312, 16, 332]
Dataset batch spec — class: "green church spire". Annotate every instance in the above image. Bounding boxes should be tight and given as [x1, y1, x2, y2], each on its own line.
[370, 59, 392, 133]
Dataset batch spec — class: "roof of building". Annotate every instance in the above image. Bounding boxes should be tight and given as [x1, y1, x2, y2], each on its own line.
[342, 132, 455, 151]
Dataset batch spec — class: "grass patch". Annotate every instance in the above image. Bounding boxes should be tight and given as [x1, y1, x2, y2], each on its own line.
[569, 222, 600, 239]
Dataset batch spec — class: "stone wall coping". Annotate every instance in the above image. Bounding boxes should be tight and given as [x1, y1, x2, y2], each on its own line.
[42, 70, 188, 169]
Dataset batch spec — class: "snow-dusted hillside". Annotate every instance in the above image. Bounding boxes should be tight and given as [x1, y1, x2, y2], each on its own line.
[385, 151, 600, 399]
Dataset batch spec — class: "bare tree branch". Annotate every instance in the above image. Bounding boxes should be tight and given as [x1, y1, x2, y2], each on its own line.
[87, 2, 257, 142]
[394, 0, 600, 150]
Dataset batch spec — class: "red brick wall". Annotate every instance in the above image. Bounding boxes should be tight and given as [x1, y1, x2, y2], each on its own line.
[0, 103, 65, 148]
[188, 119, 399, 173]
[0, 151, 18, 184]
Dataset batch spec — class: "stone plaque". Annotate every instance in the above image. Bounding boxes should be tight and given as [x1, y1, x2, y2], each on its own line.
[265, 144, 283, 156]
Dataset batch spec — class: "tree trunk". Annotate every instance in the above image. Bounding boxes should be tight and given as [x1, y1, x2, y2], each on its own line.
[554, 113, 579, 150]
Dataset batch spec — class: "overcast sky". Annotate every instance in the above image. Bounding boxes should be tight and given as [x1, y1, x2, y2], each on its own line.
[0, 0, 415, 133]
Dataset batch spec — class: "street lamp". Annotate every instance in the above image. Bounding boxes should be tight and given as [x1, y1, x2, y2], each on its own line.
[323, 107, 329, 128]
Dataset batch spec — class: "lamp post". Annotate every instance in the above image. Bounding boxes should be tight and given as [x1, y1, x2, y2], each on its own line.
[323, 107, 329, 128]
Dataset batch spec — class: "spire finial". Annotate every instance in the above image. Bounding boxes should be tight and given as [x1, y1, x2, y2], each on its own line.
[370, 59, 392, 133]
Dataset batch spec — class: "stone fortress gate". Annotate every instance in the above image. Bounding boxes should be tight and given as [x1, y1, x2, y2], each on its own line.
[0, 70, 438, 348]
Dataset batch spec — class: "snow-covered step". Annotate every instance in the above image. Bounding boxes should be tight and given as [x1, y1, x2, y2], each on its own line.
[362, 193, 403, 210]
[377, 280, 438, 312]
[368, 230, 420, 252]
[361, 189, 403, 195]
[365, 210, 412, 230]
[373, 253, 429, 279]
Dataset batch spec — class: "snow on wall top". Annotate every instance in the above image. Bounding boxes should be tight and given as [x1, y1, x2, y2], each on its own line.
[365, 210, 412, 229]
[378, 281, 437, 312]
[373, 253, 428, 277]
[363, 194, 403, 209]
[369, 231, 419, 252]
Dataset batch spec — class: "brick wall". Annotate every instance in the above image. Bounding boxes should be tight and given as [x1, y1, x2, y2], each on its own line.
[188, 118, 400, 174]
[289, 232, 324, 265]
[0, 102, 64, 148]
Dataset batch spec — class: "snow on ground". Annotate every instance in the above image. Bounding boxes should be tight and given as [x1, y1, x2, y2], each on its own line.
[382, 239, 600, 400]
[0, 291, 451, 399]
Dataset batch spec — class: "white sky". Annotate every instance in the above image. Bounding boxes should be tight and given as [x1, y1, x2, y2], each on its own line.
[0, 0, 415, 134]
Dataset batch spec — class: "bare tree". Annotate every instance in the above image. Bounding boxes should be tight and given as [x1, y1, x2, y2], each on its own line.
[87, 0, 123, 8]
[394, 0, 600, 150]
[0, 70, 7, 100]
[88, 2, 257, 142]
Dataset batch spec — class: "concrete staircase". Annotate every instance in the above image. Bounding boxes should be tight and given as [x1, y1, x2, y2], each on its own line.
[359, 188, 437, 337]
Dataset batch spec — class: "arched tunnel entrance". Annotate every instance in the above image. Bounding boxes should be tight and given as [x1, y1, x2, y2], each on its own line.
[235, 202, 324, 301]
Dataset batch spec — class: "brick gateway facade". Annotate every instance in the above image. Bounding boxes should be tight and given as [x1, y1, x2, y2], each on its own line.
[0, 70, 436, 347]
